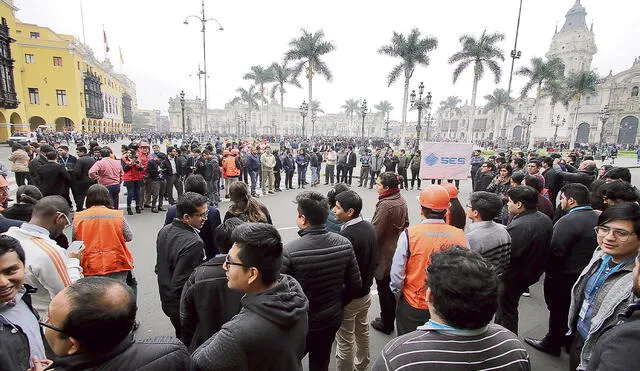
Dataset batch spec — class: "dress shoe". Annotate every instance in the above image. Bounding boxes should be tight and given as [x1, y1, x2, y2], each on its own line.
[135, 207, 142, 214]
[158, 207, 166, 212]
[524, 337, 561, 357]
[151, 207, 158, 213]
[370, 318, 394, 335]
[127, 207, 134, 215]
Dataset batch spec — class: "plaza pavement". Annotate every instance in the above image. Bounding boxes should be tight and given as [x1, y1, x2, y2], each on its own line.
[3, 140, 639, 370]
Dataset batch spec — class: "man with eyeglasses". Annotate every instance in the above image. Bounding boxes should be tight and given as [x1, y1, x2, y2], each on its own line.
[473, 161, 495, 192]
[525, 183, 599, 356]
[0, 235, 46, 371]
[156, 192, 208, 338]
[4, 196, 82, 318]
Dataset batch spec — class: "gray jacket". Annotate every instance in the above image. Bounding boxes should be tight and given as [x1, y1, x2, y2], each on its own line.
[370, 154, 385, 172]
[567, 248, 636, 370]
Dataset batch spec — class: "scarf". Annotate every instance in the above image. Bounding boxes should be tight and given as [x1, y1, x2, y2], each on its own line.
[378, 187, 400, 200]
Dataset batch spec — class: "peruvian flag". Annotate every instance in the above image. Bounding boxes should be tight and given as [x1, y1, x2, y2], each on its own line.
[103, 25, 110, 53]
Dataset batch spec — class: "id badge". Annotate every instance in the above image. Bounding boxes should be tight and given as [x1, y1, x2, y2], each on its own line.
[579, 300, 589, 319]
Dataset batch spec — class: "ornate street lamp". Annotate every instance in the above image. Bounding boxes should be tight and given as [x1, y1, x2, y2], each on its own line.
[500, 0, 523, 147]
[425, 112, 435, 141]
[523, 112, 536, 149]
[599, 104, 610, 146]
[551, 114, 566, 147]
[410, 82, 432, 149]
[384, 112, 391, 138]
[299, 101, 308, 137]
[179, 90, 186, 136]
[184, 0, 223, 134]
[311, 111, 317, 137]
[360, 99, 368, 146]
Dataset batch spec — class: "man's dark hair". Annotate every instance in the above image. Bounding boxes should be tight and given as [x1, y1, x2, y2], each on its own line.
[100, 148, 111, 158]
[11, 144, 23, 152]
[327, 183, 350, 208]
[45, 151, 58, 161]
[184, 174, 208, 196]
[33, 195, 70, 218]
[469, 191, 503, 221]
[59, 145, 69, 151]
[604, 167, 632, 183]
[481, 161, 495, 172]
[76, 146, 87, 154]
[232, 223, 283, 285]
[528, 159, 541, 168]
[296, 191, 329, 226]
[560, 183, 590, 206]
[335, 190, 362, 218]
[85, 184, 113, 208]
[506, 185, 538, 210]
[427, 246, 498, 329]
[176, 192, 208, 218]
[541, 157, 554, 168]
[511, 171, 525, 185]
[378, 171, 401, 188]
[512, 157, 525, 169]
[215, 217, 244, 254]
[61, 277, 136, 353]
[40, 144, 55, 154]
[598, 202, 640, 236]
[0, 235, 25, 264]
[495, 157, 506, 165]
[524, 175, 544, 193]
[600, 180, 638, 203]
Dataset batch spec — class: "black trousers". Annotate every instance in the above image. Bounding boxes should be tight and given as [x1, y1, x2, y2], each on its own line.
[274, 170, 281, 190]
[397, 167, 408, 188]
[306, 320, 342, 371]
[15, 172, 29, 186]
[410, 169, 421, 188]
[325, 164, 335, 184]
[73, 181, 93, 211]
[543, 273, 579, 345]
[376, 276, 396, 329]
[369, 170, 381, 188]
[569, 332, 585, 371]
[495, 279, 528, 335]
[342, 166, 354, 185]
[396, 295, 430, 335]
[336, 164, 344, 183]
[285, 170, 294, 189]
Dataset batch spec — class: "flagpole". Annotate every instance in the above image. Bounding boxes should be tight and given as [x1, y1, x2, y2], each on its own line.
[80, 0, 86, 44]
[102, 24, 106, 60]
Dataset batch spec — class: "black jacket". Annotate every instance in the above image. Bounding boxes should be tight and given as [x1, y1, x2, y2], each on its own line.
[474, 170, 495, 192]
[504, 210, 553, 286]
[191, 275, 308, 371]
[156, 220, 205, 321]
[51, 333, 191, 371]
[345, 151, 357, 168]
[179, 255, 243, 351]
[340, 220, 378, 301]
[35, 161, 71, 197]
[282, 225, 362, 329]
[548, 207, 599, 276]
[165, 206, 222, 260]
[74, 154, 97, 184]
[557, 164, 596, 189]
[588, 300, 640, 371]
[27, 155, 47, 186]
[0, 285, 38, 371]
[1, 203, 34, 222]
[542, 167, 562, 199]
[0, 214, 23, 233]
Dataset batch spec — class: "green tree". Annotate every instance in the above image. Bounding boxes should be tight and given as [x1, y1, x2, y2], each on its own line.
[541, 77, 570, 128]
[448, 30, 505, 141]
[374, 100, 394, 117]
[243, 65, 275, 134]
[232, 85, 264, 137]
[341, 98, 360, 135]
[516, 56, 565, 146]
[378, 28, 438, 145]
[284, 29, 336, 137]
[565, 70, 599, 148]
[270, 62, 301, 135]
[483, 88, 514, 134]
[438, 96, 463, 139]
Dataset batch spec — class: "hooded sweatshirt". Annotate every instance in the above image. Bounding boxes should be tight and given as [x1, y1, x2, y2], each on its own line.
[192, 274, 309, 371]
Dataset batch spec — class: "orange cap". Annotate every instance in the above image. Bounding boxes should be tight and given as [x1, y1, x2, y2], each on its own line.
[223, 150, 230, 156]
[417, 185, 451, 211]
[441, 182, 459, 199]
[231, 148, 239, 155]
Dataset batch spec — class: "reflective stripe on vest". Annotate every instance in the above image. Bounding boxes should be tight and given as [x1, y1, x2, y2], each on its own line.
[73, 207, 132, 276]
[403, 222, 467, 309]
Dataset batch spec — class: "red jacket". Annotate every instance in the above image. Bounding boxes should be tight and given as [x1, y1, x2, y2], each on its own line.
[122, 156, 146, 181]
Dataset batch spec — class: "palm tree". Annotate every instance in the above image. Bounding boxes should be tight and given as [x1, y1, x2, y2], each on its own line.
[374, 100, 394, 117]
[541, 77, 570, 128]
[231, 85, 264, 137]
[270, 62, 301, 135]
[483, 88, 514, 136]
[438, 96, 462, 139]
[516, 56, 565, 147]
[284, 29, 336, 137]
[378, 28, 438, 146]
[341, 98, 360, 135]
[310, 100, 324, 114]
[448, 30, 505, 141]
[243, 65, 275, 134]
[565, 70, 599, 148]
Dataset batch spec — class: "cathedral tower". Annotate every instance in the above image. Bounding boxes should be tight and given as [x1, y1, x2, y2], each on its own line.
[546, 0, 597, 74]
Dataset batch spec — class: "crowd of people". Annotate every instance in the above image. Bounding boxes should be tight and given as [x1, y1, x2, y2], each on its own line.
[1, 134, 640, 371]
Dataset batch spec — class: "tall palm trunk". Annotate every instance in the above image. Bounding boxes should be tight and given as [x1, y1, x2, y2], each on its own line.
[468, 72, 479, 142]
[280, 90, 285, 135]
[569, 97, 581, 149]
[527, 84, 542, 149]
[401, 76, 410, 147]
[306, 61, 313, 138]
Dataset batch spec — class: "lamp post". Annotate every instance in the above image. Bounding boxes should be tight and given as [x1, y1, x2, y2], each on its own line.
[523, 112, 536, 149]
[299, 100, 308, 137]
[409, 82, 432, 149]
[599, 104, 610, 146]
[360, 99, 368, 146]
[501, 0, 523, 147]
[310, 111, 317, 137]
[184, 0, 223, 134]
[425, 112, 435, 141]
[551, 114, 566, 147]
[384, 112, 391, 138]
[179, 90, 186, 137]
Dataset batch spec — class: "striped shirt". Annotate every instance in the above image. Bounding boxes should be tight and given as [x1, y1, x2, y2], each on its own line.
[373, 323, 530, 371]
[466, 221, 511, 278]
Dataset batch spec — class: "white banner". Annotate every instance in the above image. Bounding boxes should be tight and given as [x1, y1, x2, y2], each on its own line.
[419, 142, 474, 180]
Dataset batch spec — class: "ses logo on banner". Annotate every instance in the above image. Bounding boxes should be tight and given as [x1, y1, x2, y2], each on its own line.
[419, 142, 473, 180]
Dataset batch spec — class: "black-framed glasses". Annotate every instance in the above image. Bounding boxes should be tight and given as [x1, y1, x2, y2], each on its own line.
[223, 255, 250, 270]
[39, 313, 65, 334]
[594, 226, 635, 242]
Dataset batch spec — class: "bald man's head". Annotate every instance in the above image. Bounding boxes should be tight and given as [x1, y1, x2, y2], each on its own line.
[33, 195, 71, 218]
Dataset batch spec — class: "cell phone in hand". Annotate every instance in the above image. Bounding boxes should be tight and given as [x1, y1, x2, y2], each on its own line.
[68, 241, 84, 253]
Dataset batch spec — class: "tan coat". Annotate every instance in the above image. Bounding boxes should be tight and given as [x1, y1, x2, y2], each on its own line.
[8, 149, 30, 173]
[372, 191, 409, 279]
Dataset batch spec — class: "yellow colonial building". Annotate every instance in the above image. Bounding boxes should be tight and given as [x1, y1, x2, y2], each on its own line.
[0, 0, 135, 141]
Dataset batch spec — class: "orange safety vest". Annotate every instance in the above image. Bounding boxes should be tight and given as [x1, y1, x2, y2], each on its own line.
[403, 222, 467, 309]
[222, 156, 240, 178]
[73, 206, 133, 276]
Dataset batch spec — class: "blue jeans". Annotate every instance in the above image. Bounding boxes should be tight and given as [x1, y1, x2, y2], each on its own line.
[298, 166, 307, 186]
[311, 166, 320, 185]
[249, 170, 259, 195]
[106, 184, 121, 209]
[123, 181, 141, 208]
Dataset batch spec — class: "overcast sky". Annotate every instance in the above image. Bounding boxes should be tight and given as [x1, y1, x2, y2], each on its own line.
[14, 0, 640, 120]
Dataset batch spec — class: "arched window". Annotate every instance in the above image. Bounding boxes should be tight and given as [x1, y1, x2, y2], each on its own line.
[632, 86, 639, 97]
